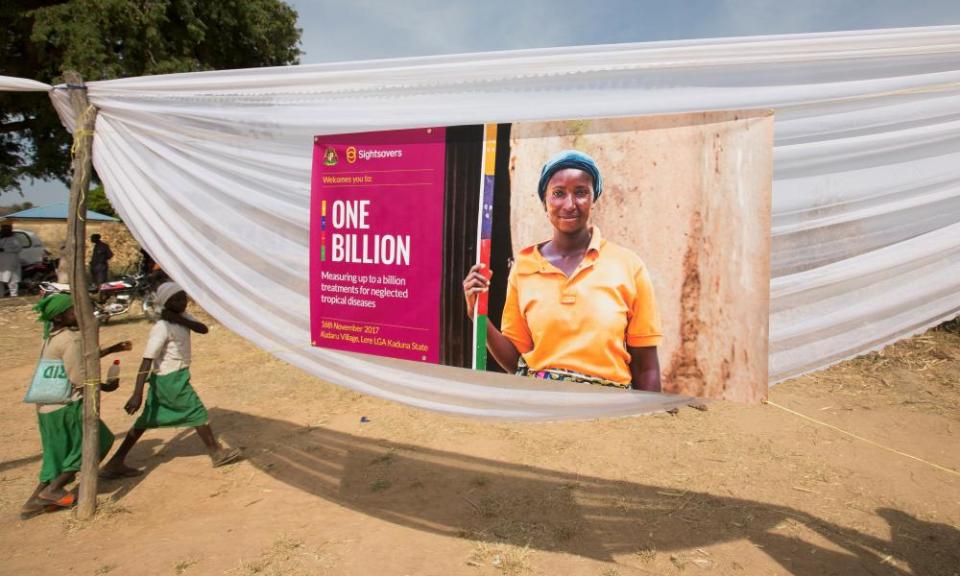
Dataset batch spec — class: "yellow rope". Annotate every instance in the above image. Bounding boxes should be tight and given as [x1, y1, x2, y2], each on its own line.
[68, 129, 95, 154]
[69, 104, 96, 156]
[81, 369, 153, 388]
[764, 399, 960, 479]
[68, 103, 97, 227]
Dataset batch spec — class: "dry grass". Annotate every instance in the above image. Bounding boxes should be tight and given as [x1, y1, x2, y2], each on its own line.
[470, 495, 502, 519]
[935, 317, 960, 334]
[63, 497, 131, 533]
[551, 523, 578, 543]
[369, 450, 396, 466]
[634, 547, 657, 562]
[669, 549, 714, 570]
[797, 320, 960, 418]
[229, 535, 336, 576]
[457, 481, 589, 551]
[471, 475, 490, 487]
[174, 557, 199, 574]
[469, 541, 533, 575]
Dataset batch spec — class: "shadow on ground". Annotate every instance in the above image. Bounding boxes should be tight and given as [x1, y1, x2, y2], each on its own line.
[8, 406, 956, 575]
[99, 408, 954, 576]
[99, 431, 206, 503]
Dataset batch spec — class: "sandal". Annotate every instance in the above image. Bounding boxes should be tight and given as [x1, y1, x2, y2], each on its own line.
[211, 448, 241, 468]
[37, 490, 75, 508]
[19, 498, 57, 520]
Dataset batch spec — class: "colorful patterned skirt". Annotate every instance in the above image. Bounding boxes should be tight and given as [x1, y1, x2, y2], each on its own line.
[515, 357, 626, 388]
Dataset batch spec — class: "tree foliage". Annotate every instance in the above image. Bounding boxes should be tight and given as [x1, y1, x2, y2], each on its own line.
[1, 0, 301, 194]
[0, 201, 35, 216]
[86, 184, 115, 218]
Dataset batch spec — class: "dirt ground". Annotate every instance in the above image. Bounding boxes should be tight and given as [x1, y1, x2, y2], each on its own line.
[0, 297, 957, 576]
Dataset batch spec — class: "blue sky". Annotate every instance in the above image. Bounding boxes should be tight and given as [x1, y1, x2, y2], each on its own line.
[16, 0, 960, 204]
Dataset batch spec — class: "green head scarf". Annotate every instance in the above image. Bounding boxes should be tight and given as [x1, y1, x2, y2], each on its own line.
[33, 293, 74, 339]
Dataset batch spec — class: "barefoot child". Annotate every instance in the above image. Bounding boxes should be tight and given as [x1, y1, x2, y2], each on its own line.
[21, 294, 132, 519]
[102, 282, 239, 477]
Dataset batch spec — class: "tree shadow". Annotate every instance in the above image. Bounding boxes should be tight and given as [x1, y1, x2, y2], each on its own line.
[0, 453, 42, 474]
[99, 430, 208, 502]
[97, 313, 152, 327]
[120, 408, 954, 576]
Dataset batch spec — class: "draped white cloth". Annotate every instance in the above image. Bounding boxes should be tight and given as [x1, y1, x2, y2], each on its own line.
[10, 25, 960, 419]
[0, 75, 53, 92]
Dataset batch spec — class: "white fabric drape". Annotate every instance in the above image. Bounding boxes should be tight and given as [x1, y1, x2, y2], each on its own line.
[10, 25, 960, 419]
[0, 75, 53, 91]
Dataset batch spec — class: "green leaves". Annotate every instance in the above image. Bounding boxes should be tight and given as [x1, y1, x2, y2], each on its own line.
[1, 0, 302, 194]
[86, 185, 116, 218]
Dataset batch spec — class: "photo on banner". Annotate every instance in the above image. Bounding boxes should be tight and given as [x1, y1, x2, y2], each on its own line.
[310, 110, 774, 403]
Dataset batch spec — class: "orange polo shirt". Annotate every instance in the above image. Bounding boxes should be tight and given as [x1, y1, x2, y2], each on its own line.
[500, 227, 662, 386]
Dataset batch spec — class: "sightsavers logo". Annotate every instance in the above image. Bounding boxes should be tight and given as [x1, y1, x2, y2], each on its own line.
[344, 146, 403, 164]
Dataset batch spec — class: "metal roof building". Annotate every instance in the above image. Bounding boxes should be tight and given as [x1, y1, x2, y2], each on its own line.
[1, 203, 118, 222]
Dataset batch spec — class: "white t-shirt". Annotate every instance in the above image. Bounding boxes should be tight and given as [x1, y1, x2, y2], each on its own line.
[0, 236, 22, 282]
[143, 314, 196, 376]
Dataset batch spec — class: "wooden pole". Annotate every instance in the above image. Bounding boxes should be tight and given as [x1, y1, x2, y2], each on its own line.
[63, 71, 101, 520]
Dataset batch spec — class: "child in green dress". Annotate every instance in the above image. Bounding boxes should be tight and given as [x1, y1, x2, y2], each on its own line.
[20, 294, 131, 519]
[101, 282, 239, 478]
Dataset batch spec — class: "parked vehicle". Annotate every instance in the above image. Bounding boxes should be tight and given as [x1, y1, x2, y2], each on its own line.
[0, 228, 57, 294]
[12, 229, 47, 267]
[39, 272, 161, 322]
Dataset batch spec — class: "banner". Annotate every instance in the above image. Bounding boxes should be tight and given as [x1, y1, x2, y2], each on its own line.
[311, 111, 774, 403]
[310, 128, 446, 363]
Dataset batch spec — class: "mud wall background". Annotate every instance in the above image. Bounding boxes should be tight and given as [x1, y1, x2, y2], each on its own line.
[508, 110, 774, 403]
[7, 219, 140, 276]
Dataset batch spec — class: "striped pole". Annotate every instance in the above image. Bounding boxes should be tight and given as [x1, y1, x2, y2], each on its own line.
[472, 124, 497, 370]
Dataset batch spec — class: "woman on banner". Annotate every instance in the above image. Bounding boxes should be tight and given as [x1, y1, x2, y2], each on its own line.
[463, 150, 662, 391]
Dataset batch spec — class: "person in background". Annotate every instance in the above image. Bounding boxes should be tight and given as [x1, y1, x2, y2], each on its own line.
[89, 234, 113, 287]
[138, 248, 155, 277]
[56, 241, 70, 284]
[0, 223, 23, 297]
[101, 282, 240, 478]
[20, 294, 132, 519]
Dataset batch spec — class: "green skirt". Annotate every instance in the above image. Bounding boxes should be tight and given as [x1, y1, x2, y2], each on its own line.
[134, 369, 209, 429]
[38, 400, 115, 483]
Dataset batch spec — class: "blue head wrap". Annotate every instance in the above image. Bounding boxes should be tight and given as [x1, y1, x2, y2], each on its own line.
[537, 150, 603, 203]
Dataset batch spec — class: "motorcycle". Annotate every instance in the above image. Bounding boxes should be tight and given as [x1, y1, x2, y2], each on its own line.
[20, 256, 59, 295]
[39, 272, 161, 322]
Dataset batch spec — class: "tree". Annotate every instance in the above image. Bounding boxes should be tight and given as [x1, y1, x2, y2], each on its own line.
[0, 0, 301, 195]
[86, 185, 115, 218]
[0, 200, 34, 216]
